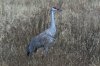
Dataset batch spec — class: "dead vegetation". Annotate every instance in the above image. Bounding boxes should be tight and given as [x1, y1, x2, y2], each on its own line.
[0, 0, 100, 66]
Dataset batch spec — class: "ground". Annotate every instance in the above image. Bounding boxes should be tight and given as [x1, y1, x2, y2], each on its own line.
[0, 0, 100, 66]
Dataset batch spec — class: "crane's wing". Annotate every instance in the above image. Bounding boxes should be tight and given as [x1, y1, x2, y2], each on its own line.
[35, 30, 54, 46]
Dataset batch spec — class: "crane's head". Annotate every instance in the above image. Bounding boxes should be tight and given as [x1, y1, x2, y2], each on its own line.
[51, 6, 62, 12]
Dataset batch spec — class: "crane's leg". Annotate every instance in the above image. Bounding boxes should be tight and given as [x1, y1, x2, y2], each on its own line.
[33, 48, 37, 53]
[43, 46, 48, 55]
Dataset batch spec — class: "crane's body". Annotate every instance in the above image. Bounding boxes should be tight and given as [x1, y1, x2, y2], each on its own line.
[26, 7, 58, 56]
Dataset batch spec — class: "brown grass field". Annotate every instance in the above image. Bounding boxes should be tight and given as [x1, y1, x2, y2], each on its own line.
[0, 0, 100, 66]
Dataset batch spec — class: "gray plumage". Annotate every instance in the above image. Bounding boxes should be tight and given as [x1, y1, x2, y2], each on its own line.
[26, 7, 58, 56]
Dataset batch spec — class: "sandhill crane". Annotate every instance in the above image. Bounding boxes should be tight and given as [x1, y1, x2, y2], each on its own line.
[26, 7, 60, 56]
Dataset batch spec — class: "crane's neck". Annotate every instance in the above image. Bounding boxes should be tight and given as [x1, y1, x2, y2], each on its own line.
[49, 9, 56, 34]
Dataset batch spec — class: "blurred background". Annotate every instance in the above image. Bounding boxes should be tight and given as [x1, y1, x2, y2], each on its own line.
[0, 0, 100, 66]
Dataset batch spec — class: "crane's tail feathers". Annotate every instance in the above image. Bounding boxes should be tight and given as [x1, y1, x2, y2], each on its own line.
[27, 51, 30, 56]
[26, 44, 30, 56]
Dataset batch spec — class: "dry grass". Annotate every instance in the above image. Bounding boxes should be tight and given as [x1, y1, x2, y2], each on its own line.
[0, 0, 100, 66]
